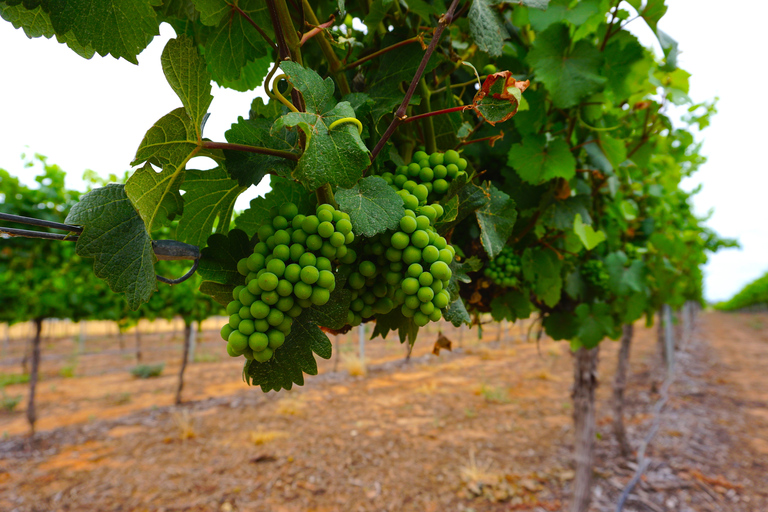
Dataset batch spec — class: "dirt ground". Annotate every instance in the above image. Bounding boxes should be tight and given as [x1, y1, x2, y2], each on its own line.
[0, 311, 766, 512]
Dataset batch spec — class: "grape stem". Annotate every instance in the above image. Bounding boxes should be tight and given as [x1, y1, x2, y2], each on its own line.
[402, 105, 469, 125]
[315, 183, 338, 209]
[368, 0, 464, 165]
[201, 141, 299, 161]
[232, 4, 277, 50]
[342, 36, 424, 71]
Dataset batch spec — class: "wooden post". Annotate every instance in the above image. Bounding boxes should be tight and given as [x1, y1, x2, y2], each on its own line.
[188, 321, 198, 363]
[358, 323, 365, 361]
[570, 345, 600, 512]
[78, 322, 86, 354]
[27, 318, 43, 434]
[176, 322, 192, 405]
[135, 327, 142, 363]
[663, 304, 674, 374]
[612, 324, 633, 457]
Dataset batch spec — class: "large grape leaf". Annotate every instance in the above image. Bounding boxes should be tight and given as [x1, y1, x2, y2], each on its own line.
[197, 228, 252, 287]
[303, 286, 353, 331]
[575, 302, 614, 348]
[528, 0, 600, 32]
[527, 23, 606, 109]
[223, 116, 298, 187]
[605, 251, 646, 296]
[370, 308, 419, 345]
[543, 195, 592, 230]
[176, 167, 245, 248]
[522, 247, 562, 307]
[508, 135, 576, 185]
[475, 182, 517, 260]
[468, 0, 508, 57]
[470, 72, 530, 126]
[0, 3, 94, 58]
[435, 183, 490, 234]
[244, 312, 332, 392]
[336, 176, 405, 238]
[235, 176, 317, 237]
[443, 297, 471, 327]
[490, 290, 533, 322]
[446, 256, 483, 302]
[274, 63, 370, 190]
[161, 35, 213, 136]
[603, 31, 648, 101]
[44, 0, 160, 63]
[193, 0, 273, 84]
[65, 184, 156, 310]
[573, 213, 606, 250]
[366, 42, 442, 124]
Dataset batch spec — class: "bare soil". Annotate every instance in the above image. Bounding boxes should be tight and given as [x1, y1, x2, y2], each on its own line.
[0, 312, 766, 512]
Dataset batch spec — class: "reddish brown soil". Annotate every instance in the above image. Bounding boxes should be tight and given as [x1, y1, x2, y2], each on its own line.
[0, 312, 766, 511]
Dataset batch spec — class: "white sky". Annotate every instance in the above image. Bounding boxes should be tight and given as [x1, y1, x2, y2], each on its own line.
[0, 1, 765, 302]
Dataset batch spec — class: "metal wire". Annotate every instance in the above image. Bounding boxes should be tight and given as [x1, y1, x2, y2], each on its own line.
[0, 212, 83, 233]
[0, 226, 79, 241]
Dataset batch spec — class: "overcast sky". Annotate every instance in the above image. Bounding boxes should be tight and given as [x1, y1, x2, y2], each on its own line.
[0, 1, 764, 302]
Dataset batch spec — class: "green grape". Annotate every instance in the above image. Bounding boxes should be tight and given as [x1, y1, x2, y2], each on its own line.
[237, 258, 249, 276]
[228, 331, 249, 352]
[250, 300, 269, 319]
[301, 265, 320, 284]
[220, 324, 234, 341]
[582, 260, 610, 291]
[258, 272, 278, 291]
[249, 332, 269, 352]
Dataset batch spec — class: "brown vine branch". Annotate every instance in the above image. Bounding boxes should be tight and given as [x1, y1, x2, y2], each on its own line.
[202, 141, 299, 161]
[342, 36, 424, 71]
[402, 104, 470, 124]
[233, 5, 277, 50]
[299, 16, 336, 46]
[369, 0, 464, 164]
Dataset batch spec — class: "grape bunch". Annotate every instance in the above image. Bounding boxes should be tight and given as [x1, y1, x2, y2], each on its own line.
[341, 188, 454, 328]
[484, 246, 522, 288]
[380, 149, 468, 205]
[220, 202, 354, 363]
[624, 242, 639, 260]
[581, 260, 610, 291]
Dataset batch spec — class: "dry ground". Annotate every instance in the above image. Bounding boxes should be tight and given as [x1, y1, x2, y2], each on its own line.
[0, 311, 766, 511]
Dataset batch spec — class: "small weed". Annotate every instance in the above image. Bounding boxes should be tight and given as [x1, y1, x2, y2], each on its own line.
[464, 408, 477, 419]
[130, 363, 164, 379]
[193, 352, 220, 363]
[276, 395, 306, 416]
[0, 389, 22, 412]
[476, 384, 511, 404]
[0, 373, 29, 387]
[59, 364, 76, 378]
[172, 409, 196, 440]
[106, 392, 132, 406]
[748, 318, 764, 331]
[342, 354, 367, 377]
[249, 429, 288, 445]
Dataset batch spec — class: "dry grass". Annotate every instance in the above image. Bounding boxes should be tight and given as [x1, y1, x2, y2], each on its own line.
[171, 409, 196, 440]
[275, 394, 307, 416]
[249, 429, 288, 445]
[526, 369, 558, 382]
[342, 354, 367, 377]
[474, 384, 511, 404]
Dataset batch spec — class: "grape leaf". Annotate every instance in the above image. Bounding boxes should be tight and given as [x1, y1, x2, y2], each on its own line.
[543, 195, 592, 230]
[575, 302, 614, 348]
[508, 135, 576, 185]
[436, 183, 490, 234]
[605, 251, 646, 296]
[197, 228, 252, 287]
[65, 184, 156, 310]
[475, 182, 517, 259]
[223, 116, 298, 187]
[543, 310, 577, 341]
[528, 0, 599, 32]
[446, 256, 483, 302]
[199, 280, 234, 306]
[468, 0, 508, 57]
[490, 289, 533, 322]
[275, 63, 370, 190]
[598, 133, 627, 171]
[0, 3, 94, 58]
[161, 36, 213, 135]
[195, 0, 273, 84]
[303, 287, 353, 330]
[336, 176, 405, 237]
[176, 167, 245, 248]
[573, 213, 606, 250]
[522, 247, 562, 307]
[470, 72, 530, 125]
[443, 297, 471, 327]
[603, 31, 648, 101]
[370, 308, 418, 345]
[235, 176, 317, 237]
[527, 23, 606, 109]
[244, 312, 332, 392]
[45, 0, 160, 63]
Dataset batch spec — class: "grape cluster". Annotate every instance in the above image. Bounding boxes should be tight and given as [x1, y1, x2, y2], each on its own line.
[624, 242, 639, 260]
[342, 188, 454, 328]
[484, 246, 522, 288]
[220, 202, 354, 363]
[581, 260, 610, 291]
[380, 149, 468, 205]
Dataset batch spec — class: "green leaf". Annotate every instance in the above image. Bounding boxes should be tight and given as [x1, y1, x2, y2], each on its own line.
[605, 252, 645, 296]
[543, 195, 592, 230]
[280, 61, 336, 114]
[573, 213, 606, 250]
[508, 135, 576, 184]
[336, 176, 405, 238]
[598, 133, 627, 171]
[199, 280, 234, 306]
[303, 286, 353, 330]
[476, 182, 517, 259]
[522, 247, 562, 307]
[543, 310, 577, 341]
[217, 54, 272, 92]
[161, 36, 213, 136]
[371, 308, 418, 345]
[235, 176, 317, 237]
[65, 184, 156, 310]
[244, 312, 331, 392]
[366, 41, 442, 124]
[446, 256, 483, 302]
[436, 183, 490, 234]
[224, 116, 298, 187]
[364, 0, 393, 35]
[196, 0, 273, 84]
[443, 297, 471, 327]
[527, 23, 606, 109]
[197, 228, 252, 286]
[0, 3, 95, 58]
[176, 167, 245, 247]
[603, 31, 648, 101]
[468, 0, 509, 57]
[490, 289, 533, 322]
[45, 0, 160, 63]
[575, 302, 614, 348]
[528, 0, 599, 32]
[125, 162, 184, 233]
